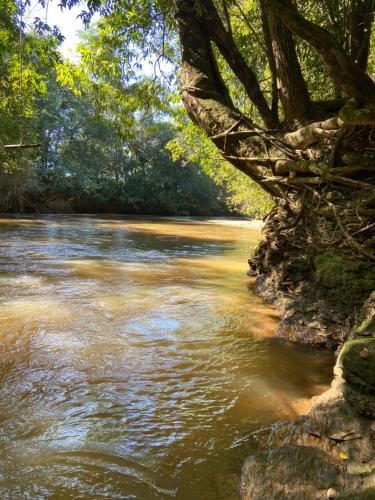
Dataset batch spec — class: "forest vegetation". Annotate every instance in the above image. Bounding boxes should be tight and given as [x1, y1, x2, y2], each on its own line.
[0, 0, 271, 216]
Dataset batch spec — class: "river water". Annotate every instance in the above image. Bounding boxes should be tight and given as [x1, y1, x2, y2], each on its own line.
[0, 216, 334, 499]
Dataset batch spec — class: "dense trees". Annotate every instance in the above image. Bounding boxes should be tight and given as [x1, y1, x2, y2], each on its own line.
[31, 77, 226, 214]
[55, 0, 374, 212]
[1, 0, 272, 215]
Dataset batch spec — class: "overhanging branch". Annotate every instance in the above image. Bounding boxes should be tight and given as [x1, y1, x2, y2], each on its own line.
[198, 0, 279, 128]
[265, 0, 375, 104]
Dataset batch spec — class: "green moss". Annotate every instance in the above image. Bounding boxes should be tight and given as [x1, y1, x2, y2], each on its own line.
[337, 488, 375, 499]
[283, 259, 311, 282]
[355, 316, 375, 336]
[340, 338, 375, 394]
[314, 251, 375, 305]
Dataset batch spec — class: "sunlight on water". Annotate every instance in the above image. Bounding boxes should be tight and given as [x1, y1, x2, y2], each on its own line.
[0, 216, 334, 499]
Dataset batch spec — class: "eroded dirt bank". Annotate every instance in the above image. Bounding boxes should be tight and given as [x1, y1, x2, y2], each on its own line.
[242, 205, 375, 499]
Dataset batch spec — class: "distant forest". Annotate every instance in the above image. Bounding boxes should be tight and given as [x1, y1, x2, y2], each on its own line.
[0, 1, 271, 217]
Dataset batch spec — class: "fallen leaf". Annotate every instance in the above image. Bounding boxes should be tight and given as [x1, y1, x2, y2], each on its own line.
[339, 452, 349, 460]
[317, 331, 333, 337]
[308, 321, 321, 329]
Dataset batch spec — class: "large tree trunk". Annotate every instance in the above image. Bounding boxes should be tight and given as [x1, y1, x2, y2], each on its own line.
[174, 1, 375, 497]
[191, 0, 280, 128]
[174, 0, 375, 323]
[260, 0, 312, 127]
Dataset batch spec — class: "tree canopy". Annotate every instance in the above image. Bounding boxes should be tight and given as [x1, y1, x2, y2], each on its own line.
[1, 1, 270, 216]
[49, 0, 375, 193]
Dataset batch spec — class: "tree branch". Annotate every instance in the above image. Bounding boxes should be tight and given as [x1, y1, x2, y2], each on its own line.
[198, 0, 280, 128]
[264, 0, 375, 104]
[259, 0, 311, 127]
[283, 116, 342, 148]
[174, 0, 285, 197]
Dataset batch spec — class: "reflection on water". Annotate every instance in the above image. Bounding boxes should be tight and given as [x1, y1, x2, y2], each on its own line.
[0, 216, 334, 499]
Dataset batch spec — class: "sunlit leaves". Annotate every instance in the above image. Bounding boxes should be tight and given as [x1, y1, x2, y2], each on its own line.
[167, 113, 273, 217]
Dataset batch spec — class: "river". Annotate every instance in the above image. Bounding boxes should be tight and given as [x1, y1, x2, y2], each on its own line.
[0, 216, 334, 499]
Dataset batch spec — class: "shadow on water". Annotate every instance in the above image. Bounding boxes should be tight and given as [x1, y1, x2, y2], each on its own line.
[0, 215, 334, 499]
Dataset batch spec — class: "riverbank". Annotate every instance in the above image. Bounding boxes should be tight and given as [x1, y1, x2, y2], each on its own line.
[4, 190, 233, 218]
[0, 211, 263, 227]
[242, 220, 375, 498]
[241, 333, 375, 499]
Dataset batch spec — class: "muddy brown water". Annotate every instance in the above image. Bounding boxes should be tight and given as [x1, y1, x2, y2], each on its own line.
[0, 216, 334, 499]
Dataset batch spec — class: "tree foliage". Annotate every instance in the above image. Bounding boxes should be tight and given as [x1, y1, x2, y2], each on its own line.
[0, 0, 63, 207]
[0, 4, 234, 215]
[31, 74, 225, 214]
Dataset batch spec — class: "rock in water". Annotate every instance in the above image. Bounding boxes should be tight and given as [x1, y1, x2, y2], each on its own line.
[241, 445, 349, 499]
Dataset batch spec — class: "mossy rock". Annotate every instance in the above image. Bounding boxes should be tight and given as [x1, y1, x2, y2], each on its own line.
[341, 338, 375, 393]
[355, 315, 375, 337]
[340, 338, 375, 416]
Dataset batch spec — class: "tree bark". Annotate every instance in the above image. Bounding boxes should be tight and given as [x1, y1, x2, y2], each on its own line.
[264, 0, 375, 104]
[260, 0, 311, 127]
[349, 0, 374, 72]
[197, 0, 280, 129]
